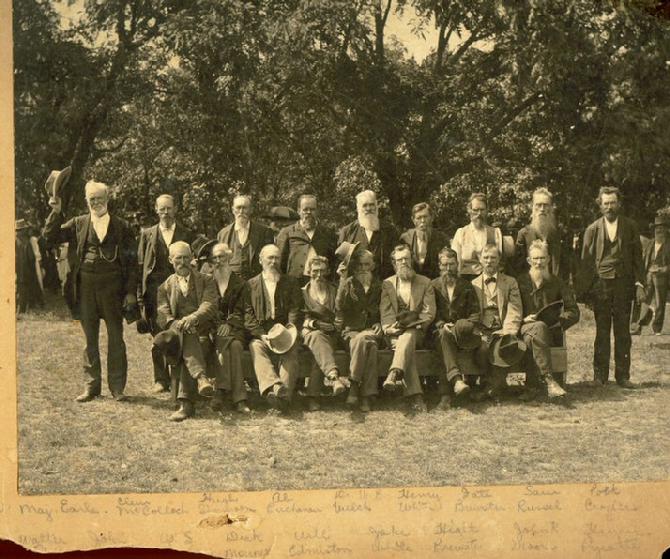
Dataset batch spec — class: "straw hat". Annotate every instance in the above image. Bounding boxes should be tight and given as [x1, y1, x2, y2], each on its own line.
[262, 323, 298, 354]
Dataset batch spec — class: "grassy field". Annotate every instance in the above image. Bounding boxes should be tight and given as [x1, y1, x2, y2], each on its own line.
[17, 296, 670, 495]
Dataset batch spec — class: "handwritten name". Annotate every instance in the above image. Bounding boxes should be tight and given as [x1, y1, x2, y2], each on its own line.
[433, 538, 480, 553]
[511, 521, 559, 552]
[454, 499, 506, 513]
[266, 492, 322, 515]
[369, 525, 412, 553]
[397, 488, 441, 512]
[523, 485, 561, 497]
[18, 504, 53, 522]
[116, 497, 186, 516]
[288, 543, 353, 557]
[61, 499, 100, 515]
[434, 520, 479, 536]
[517, 499, 562, 513]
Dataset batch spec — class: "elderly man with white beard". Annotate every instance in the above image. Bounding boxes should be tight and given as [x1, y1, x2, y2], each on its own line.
[514, 188, 567, 279]
[337, 190, 397, 280]
[380, 244, 436, 413]
[517, 240, 579, 400]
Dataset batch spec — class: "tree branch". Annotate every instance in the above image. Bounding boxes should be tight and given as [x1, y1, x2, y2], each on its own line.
[93, 136, 129, 155]
[489, 92, 543, 138]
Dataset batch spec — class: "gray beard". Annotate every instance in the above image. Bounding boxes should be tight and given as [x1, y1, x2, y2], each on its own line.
[530, 214, 557, 239]
[397, 267, 415, 281]
[355, 271, 372, 287]
[529, 267, 551, 284]
[213, 267, 231, 280]
[263, 268, 280, 281]
[358, 213, 379, 231]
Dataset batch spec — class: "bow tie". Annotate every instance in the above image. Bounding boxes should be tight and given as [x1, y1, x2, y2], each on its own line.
[484, 276, 496, 285]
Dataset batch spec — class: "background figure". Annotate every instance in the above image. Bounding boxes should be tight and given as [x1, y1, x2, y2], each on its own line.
[15, 219, 44, 313]
[138, 194, 195, 393]
[262, 206, 299, 241]
[399, 202, 450, 279]
[451, 193, 503, 281]
[578, 186, 645, 388]
[636, 216, 670, 335]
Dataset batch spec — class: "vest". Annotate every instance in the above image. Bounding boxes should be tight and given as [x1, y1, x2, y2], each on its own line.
[229, 230, 253, 280]
[81, 221, 122, 275]
[459, 226, 497, 276]
[481, 281, 501, 330]
[598, 234, 623, 279]
[175, 285, 199, 318]
[153, 231, 171, 278]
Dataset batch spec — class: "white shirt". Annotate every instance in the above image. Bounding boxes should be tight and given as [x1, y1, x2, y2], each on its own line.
[397, 278, 412, 307]
[364, 228, 374, 243]
[483, 273, 498, 300]
[90, 212, 110, 242]
[215, 273, 230, 297]
[654, 241, 662, 258]
[235, 222, 250, 246]
[416, 231, 427, 264]
[262, 272, 278, 319]
[605, 218, 618, 242]
[446, 282, 456, 302]
[302, 228, 318, 276]
[176, 274, 190, 296]
[159, 222, 176, 246]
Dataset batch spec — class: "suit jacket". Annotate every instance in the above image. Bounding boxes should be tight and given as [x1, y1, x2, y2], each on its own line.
[156, 270, 217, 331]
[137, 222, 195, 301]
[514, 226, 566, 279]
[471, 273, 522, 335]
[243, 273, 303, 338]
[399, 228, 450, 279]
[577, 216, 644, 299]
[643, 239, 670, 283]
[517, 273, 580, 331]
[430, 276, 480, 329]
[42, 210, 137, 319]
[216, 220, 275, 279]
[335, 276, 383, 333]
[277, 222, 337, 279]
[337, 220, 398, 280]
[380, 273, 436, 334]
[301, 281, 338, 332]
[211, 271, 246, 342]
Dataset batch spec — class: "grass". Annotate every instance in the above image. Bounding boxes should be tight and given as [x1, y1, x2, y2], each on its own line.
[17, 294, 670, 495]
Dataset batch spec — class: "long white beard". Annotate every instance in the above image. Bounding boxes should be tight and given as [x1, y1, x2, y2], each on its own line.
[529, 267, 551, 284]
[263, 268, 280, 281]
[235, 216, 250, 228]
[358, 212, 379, 232]
[90, 205, 108, 218]
[530, 213, 557, 239]
[213, 266, 231, 280]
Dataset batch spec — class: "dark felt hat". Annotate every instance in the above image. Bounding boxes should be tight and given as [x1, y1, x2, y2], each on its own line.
[453, 319, 482, 350]
[535, 300, 564, 327]
[123, 300, 141, 325]
[191, 235, 216, 262]
[488, 334, 527, 368]
[15, 219, 30, 231]
[136, 306, 151, 334]
[651, 215, 669, 229]
[396, 309, 424, 330]
[335, 241, 362, 275]
[44, 166, 72, 201]
[263, 206, 299, 221]
[152, 329, 182, 366]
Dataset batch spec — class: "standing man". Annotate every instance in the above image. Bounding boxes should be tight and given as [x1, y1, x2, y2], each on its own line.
[137, 194, 194, 393]
[277, 194, 337, 286]
[380, 244, 436, 412]
[156, 242, 217, 421]
[338, 190, 396, 280]
[217, 194, 275, 281]
[16, 219, 45, 313]
[471, 244, 524, 400]
[43, 182, 138, 402]
[578, 186, 645, 388]
[244, 244, 303, 411]
[399, 202, 450, 279]
[451, 193, 503, 281]
[514, 188, 566, 279]
[517, 240, 579, 400]
[431, 247, 481, 408]
[335, 246, 384, 412]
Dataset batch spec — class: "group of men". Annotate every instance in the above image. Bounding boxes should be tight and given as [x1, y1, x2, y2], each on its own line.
[41, 180, 659, 421]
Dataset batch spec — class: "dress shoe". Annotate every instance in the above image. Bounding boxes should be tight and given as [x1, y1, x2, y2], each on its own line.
[235, 401, 251, 414]
[545, 377, 567, 399]
[617, 379, 637, 389]
[211, 390, 227, 412]
[169, 400, 195, 422]
[332, 378, 347, 397]
[346, 382, 360, 407]
[151, 382, 169, 394]
[518, 387, 540, 402]
[75, 391, 99, 403]
[359, 397, 371, 413]
[453, 378, 471, 397]
[111, 391, 128, 402]
[437, 395, 452, 410]
[408, 394, 427, 413]
[197, 375, 215, 397]
[383, 369, 401, 392]
[307, 397, 321, 412]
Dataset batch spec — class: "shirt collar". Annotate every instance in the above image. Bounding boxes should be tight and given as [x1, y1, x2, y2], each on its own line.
[235, 221, 250, 232]
[90, 212, 110, 224]
[261, 271, 279, 283]
[160, 222, 175, 232]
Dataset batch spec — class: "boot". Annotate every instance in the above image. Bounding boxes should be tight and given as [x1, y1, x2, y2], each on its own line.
[169, 399, 195, 422]
[307, 397, 321, 412]
[197, 374, 215, 397]
[545, 375, 567, 399]
[346, 381, 360, 407]
[359, 397, 371, 413]
[452, 377, 470, 397]
[383, 369, 402, 392]
[211, 389, 227, 412]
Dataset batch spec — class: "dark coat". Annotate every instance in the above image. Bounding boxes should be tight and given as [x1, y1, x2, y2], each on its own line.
[156, 270, 218, 331]
[517, 273, 580, 332]
[577, 216, 644, 300]
[643, 238, 670, 284]
[337, 220, 398, 280]
[399, 228, 451, 279]
[243, 273, 303, 338]
[301, 281, 338, 330]
[335, 276, 382, 333]
[277, 222, 337, 279]
[137, 222, 194, 301]
[514, 226, 566, 279]
[212, 271, 247, 342]
[42, 210, 137, 319]
[430, 276, 480, 329]
[216, 220, 275, 279]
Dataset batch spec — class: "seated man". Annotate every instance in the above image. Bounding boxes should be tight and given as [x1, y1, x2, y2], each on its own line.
[471, 243, 523, 400]
[244, 244, 303, 411]
[207, 243, 250, 413]
[380, 244, 436, 412]
[156, 241, 217, 421]
[301, 256, 347, 411]
[335, 245, 384, 412]
[431, 247, 481, 409]
[517, 240, 579, 400]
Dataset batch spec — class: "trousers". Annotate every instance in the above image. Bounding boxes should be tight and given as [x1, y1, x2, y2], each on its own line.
[520, 321, 553, 386]
[386, 329, 424, 397]
[303, 330, 339, 397]
[249, 338, 300, 399]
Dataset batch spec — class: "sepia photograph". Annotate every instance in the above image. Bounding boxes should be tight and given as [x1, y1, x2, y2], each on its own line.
[13, 0, 670, 503]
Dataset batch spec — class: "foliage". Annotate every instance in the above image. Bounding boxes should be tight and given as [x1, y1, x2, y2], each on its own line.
[14, 0, 670, 237]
